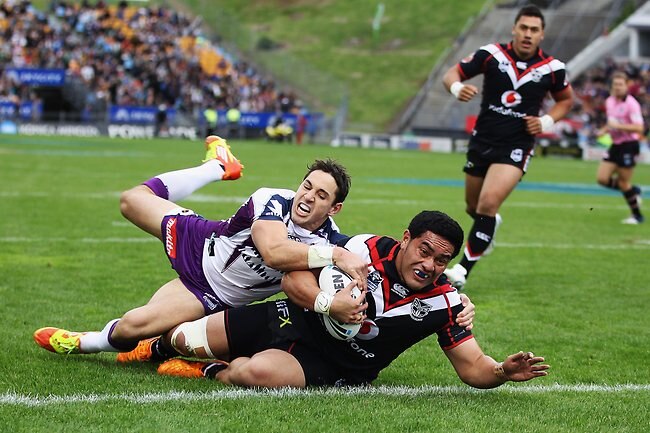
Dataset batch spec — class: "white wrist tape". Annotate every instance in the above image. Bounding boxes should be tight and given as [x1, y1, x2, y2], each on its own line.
[539, 114, 555, 132]
[308, 245, 334, 269]
[450, 81, 464, 99]
[314, 291, 334, 315]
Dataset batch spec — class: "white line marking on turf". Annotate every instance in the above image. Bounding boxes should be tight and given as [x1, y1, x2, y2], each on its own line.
[2, 237, 649, 249]
[2, 384, 649, 406]
[0, 191, 631, 210]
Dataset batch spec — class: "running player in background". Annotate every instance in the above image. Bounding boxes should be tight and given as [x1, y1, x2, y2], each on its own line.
[441, 4, 574, 289]
[596, 71, 645, 224]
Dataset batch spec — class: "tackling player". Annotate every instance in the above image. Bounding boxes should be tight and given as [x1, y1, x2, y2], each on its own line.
[156, 211, 548, 388]
[33, 137, 369, 361]
[442, 5, 574, 289]
[33, 137, 477, 362]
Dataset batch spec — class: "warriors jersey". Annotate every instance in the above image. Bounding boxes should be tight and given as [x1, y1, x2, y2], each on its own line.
[458, 42, 569, 147]
[291, 234, 473, 383]
[202, 187, 346, 307]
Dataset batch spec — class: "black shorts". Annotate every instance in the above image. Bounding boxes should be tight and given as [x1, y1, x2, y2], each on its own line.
[603, 141, 640, 168]
[464, 139, 534, 177]
[224, 300, 360, 387]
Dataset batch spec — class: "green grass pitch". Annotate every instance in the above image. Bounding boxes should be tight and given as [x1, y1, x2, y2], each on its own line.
[1, 135, 649, 432]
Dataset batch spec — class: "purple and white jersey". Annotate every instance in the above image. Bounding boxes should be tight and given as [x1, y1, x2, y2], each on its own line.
[202, 187, 345, 307]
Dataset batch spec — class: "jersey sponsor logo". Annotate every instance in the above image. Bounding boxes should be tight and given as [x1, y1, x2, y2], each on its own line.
[410, 298, 433, 321]
[510, 148, 524, 162]
[488, 104, 526, 118]
[367, 270, 383, 292]
[500, 90, 522, 108]
[275, 300, 292, 328]
[475, 231, 491, 242]
[347, 339, 375, 358]
[355, 319, 379, 340]
[165, 217, 177, 259]
[203, 294, 220, 311]
[530, 68, 542, 83]
[391, 283, 409, 298]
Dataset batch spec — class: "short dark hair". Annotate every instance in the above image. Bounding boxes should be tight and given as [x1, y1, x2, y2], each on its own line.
[304, 159, 351, 204]
[515, 4, 545, 29]
[408, 211, 464, 258]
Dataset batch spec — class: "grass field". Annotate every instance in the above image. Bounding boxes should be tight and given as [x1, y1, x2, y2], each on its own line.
[1, 135, 649, 432]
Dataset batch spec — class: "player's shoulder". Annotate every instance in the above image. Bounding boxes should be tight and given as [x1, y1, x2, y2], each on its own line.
[252, 187, 295, 200]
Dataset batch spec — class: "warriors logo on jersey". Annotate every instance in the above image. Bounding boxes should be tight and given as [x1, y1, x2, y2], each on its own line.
[367, 270, 383, 292]
[410, 298, 433, 321]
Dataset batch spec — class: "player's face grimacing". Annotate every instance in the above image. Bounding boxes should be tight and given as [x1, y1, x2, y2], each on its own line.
[396, 230, 454, 291]
[511, 15, 544, 60]
[291, 170, 342, 231]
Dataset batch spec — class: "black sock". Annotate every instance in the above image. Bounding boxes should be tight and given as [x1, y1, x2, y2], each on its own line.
[151, 337, 181, 362]
[605, 177, 619, 190]
[623, 188, 643, 219]
[459, 213, 496, 276]
[202, 362, 227, 379]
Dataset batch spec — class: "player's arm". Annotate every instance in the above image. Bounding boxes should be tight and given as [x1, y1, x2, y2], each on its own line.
[524, 86, 574, 135]
[443, 338, 549, 389]
[442, 65, 478, 102]
[282, 269, 367, 324]
[251, 219, 369, 289]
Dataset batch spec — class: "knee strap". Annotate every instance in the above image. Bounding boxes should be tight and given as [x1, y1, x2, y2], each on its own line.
[171, 316, 215, 358]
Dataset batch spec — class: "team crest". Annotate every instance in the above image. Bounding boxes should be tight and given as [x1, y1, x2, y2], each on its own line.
[410, 298, 433, 321]
[500, 90, 522, 108]
[367, 270, 383, 292]
[529, 68, 542, 83]
[498, 60, 511, 73]
[510, 148, 523, 163]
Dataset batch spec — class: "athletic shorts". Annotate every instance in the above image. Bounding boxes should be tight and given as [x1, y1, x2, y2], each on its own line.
[603, 141, 640, 168]
[225, 300, 367, 387]
[464, 139, 534, 177]
[161, 211, 231, 314]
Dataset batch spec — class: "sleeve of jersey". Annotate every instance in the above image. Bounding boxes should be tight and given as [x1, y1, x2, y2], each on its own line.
[438, 303, 474, 350]
[457, 48, 491, 81]
[629, 97, 644, 124]
[549, 60, 570, 93]
[253, 188, 292, 223]
[337, 234, 374, 261]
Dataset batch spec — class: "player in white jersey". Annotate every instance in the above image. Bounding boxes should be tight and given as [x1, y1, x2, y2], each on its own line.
[32, 136, 373, 362]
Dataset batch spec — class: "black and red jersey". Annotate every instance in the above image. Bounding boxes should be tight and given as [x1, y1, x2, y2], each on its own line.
[291, 234, 473, 383]
[458, 42, 569, 148]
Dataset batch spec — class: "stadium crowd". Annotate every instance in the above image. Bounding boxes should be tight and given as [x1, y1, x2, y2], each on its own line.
[0, 0, 301, 120]
[551, 59, 650, 146]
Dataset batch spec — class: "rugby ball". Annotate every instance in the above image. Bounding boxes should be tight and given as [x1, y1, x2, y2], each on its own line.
[318, 265, 363, 340]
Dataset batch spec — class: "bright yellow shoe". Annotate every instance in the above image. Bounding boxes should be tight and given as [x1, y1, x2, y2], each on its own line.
[116, 337, 157, 363]
[33, 327, 84, 355]
[202, 135, 243, 180]
[157, 359, 210, 378]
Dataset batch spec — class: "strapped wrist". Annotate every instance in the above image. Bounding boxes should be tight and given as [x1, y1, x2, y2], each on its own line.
[540, 114, 555, 132]
[450, 81, 464, 99]
[314, 291, 333, 315]
[308, 245, 334, 269]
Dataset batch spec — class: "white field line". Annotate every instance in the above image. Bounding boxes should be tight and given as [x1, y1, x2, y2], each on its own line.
[0, 191, 631, 210]
[2, 237, 649, 249]
[2, 384, 649, 407]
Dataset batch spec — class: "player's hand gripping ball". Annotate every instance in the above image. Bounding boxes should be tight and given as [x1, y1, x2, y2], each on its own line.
[318, 265, 363, 340]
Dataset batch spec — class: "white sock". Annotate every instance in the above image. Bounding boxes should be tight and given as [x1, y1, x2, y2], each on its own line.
[156, 160, 225, 202]
[78, 319, 121, 353]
